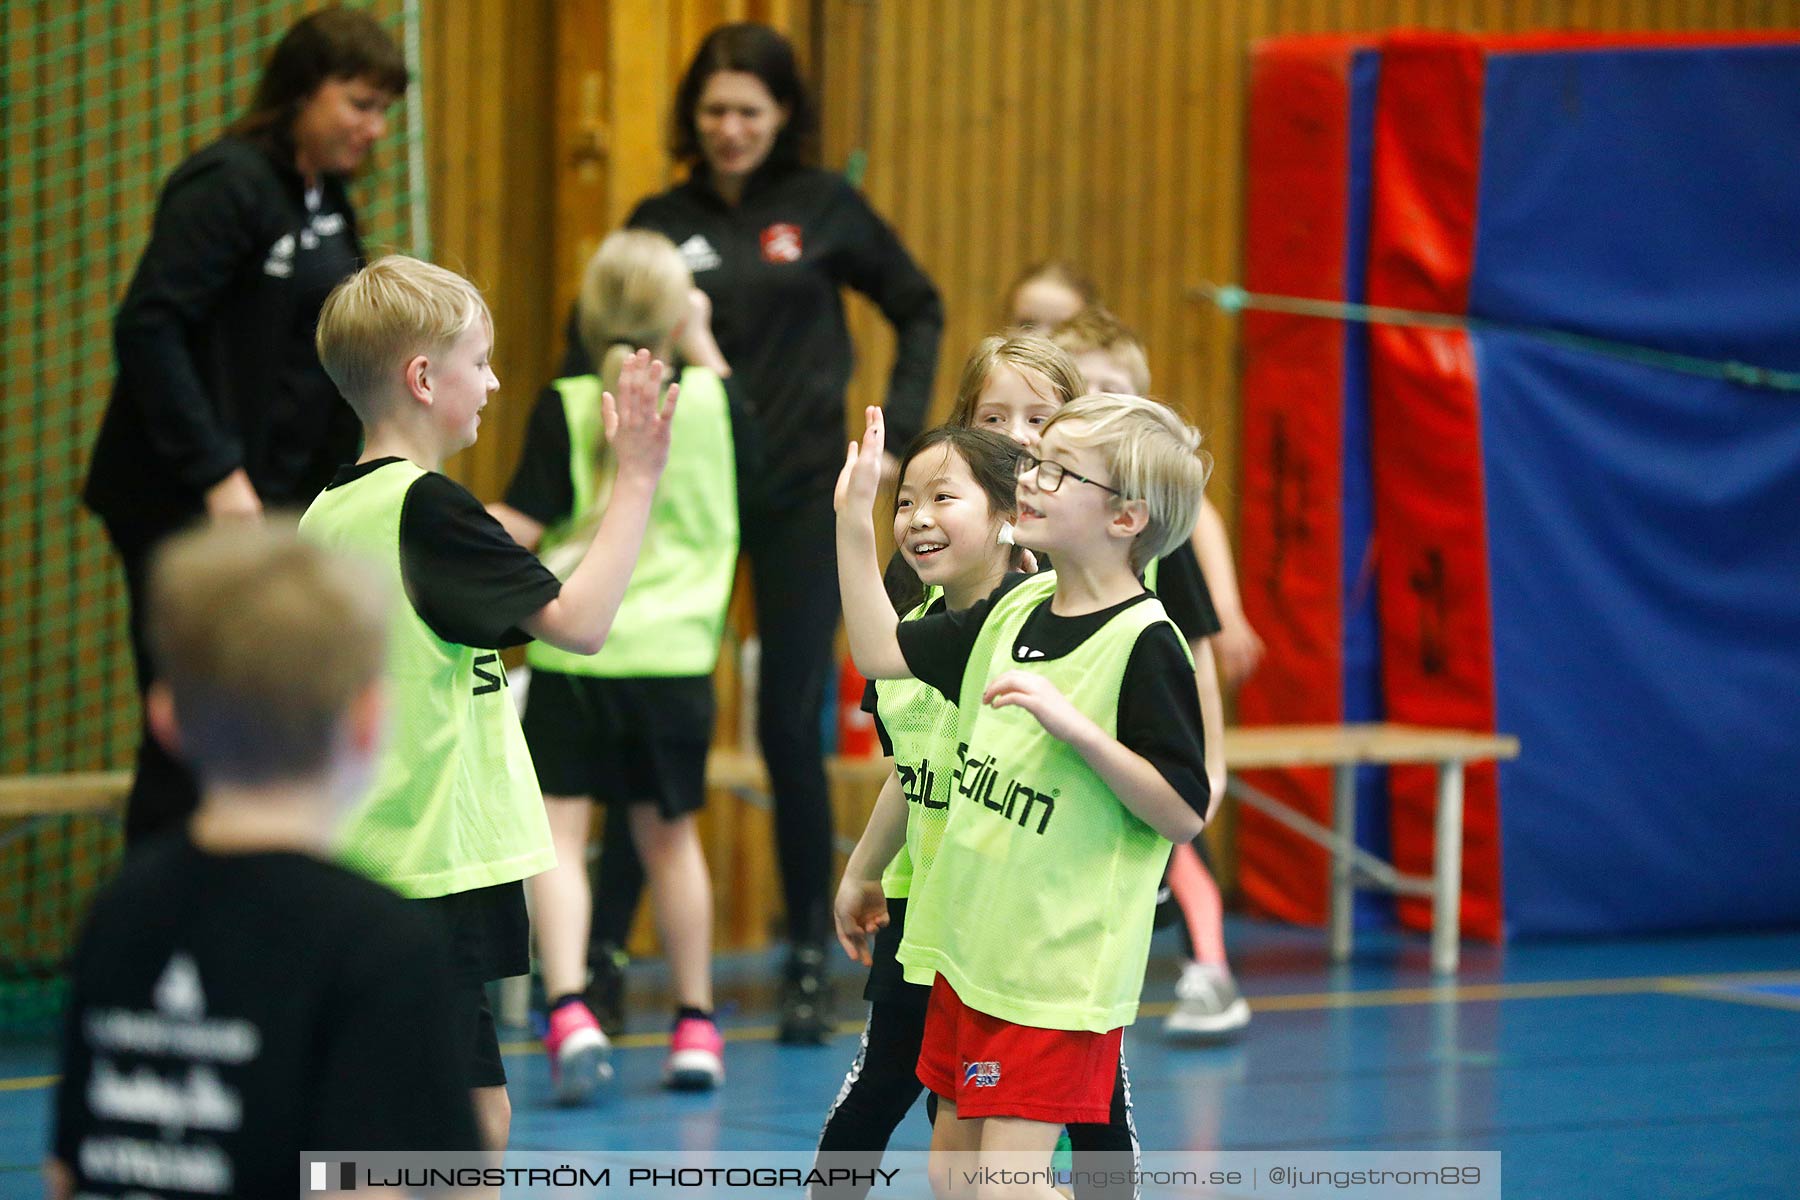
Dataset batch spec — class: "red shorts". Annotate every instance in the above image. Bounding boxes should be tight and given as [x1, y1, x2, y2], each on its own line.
[915, 976, 1123, 1124]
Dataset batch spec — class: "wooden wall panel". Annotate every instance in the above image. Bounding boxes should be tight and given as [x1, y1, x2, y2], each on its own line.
[420, 0, 558, 504]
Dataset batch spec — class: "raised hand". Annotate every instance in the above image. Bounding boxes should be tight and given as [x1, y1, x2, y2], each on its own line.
[603, 348, 680, 482]
[982, 670, 1095, 744]
[833, 405, 886, 514]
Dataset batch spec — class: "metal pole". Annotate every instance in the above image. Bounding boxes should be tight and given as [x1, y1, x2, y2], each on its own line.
[1329, 763, 1356, 962]
[1432, 760, 1466, 974]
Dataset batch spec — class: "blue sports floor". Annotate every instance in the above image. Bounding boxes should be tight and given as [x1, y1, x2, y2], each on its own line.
[5, 918, 1797, 1199]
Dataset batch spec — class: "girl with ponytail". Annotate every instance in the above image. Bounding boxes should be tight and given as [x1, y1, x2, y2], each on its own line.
[491, 229, 748, 1100]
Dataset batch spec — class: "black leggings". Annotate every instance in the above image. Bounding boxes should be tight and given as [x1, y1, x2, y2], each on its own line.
[591, 490, 841, 954]
[811, 991, 1142, 1200]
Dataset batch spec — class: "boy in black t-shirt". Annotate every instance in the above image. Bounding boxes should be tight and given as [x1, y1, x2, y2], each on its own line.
[49, 523, 478, 1200]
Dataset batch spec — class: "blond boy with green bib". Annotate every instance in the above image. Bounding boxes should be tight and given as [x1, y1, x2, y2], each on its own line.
[298, 255, 676, 1151]
[835, 394, 1211, 1198]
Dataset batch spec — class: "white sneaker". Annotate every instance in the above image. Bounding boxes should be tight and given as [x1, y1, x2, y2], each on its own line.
[1165, 962, 1251, 1040]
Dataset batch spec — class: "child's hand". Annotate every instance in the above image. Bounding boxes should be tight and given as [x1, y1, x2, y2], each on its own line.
[1213, 617, 1265, 688]
[983, 670, 1097, 744]
[604, 349, 680, 482]
[675, 287, 732, 376]
[685, 286, 713, 331]
[832, 872, 889, 966]
[833, 406, 886, 514]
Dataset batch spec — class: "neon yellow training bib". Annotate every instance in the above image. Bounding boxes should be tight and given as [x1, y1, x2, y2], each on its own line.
[526, 367, 738, 678]
[299, 460, 554, 898]
[898, 572, 1190, 1031]
[874, 593, 958, 899]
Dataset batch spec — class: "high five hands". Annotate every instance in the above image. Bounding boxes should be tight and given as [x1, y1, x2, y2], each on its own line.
[603, 348, 680, 481]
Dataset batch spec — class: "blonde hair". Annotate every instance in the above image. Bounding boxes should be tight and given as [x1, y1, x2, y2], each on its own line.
[1004, 260, 1098, 327]
[1042, 394, 1212, 573]
[947, 334, 1086, 428]
[578, 230, 691, 398]
[1048, 306, 1152, 395]
[317, 254, 490, 420]
[541, 231, 691, 576]
[149, 520, 390, 784]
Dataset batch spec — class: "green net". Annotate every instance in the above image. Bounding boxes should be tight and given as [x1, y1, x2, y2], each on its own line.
[0, 0, 426, 1034]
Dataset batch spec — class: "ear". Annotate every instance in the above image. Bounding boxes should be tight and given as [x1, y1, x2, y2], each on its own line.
[776, 102, 792, 131]
[145, 683, 183, 757]
[1108, 497, 1150, 543]
[403, 353, 432, 407]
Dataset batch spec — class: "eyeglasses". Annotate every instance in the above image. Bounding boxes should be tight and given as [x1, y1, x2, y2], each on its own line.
[1019, 452, 1122, 496]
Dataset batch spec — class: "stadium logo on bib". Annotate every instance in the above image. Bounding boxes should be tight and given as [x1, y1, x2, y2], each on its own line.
[954, 743, 1057, 835]
[760, 222, 803, 264]
[895, 759, 946, 810]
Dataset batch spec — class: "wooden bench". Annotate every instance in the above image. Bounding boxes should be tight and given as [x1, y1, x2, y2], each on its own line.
[1219, 724, 1519, 973]
[0, 722, 1515, 974]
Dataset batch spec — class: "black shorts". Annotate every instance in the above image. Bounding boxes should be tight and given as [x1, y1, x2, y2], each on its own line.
[448, 979, 507, 1088]
[864, 897, 931, 1009]
[416, 883, 527, 1089]
[522, 671, 715, 820]
[416, 881, 530, 985]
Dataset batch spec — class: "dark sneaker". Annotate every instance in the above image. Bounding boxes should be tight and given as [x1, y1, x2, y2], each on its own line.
[584, 944, 629, 1037]
[777, 947, 831, 1045]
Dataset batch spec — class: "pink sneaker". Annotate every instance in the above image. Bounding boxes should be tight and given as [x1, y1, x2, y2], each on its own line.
[663, 1015, 724, 1091]
[545, 1000, 612, 1105]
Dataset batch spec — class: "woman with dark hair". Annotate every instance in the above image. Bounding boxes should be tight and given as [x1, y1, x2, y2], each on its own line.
[85, 6, 407, 845]
[559, 22, 943, 1045]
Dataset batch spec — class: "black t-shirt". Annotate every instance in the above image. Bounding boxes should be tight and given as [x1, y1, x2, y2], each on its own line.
[895, 575, 1211, 820]
[325, 458, 562, 648]
[1155, 539, 1223, 642]
[53, 834, 480, 1195]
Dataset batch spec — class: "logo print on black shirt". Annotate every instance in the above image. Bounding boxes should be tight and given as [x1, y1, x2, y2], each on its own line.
[760, 222, 803, 264]
[679, 234, 722, 273]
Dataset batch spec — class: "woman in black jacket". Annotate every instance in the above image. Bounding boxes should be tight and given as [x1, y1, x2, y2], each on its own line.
[85, 7, 407, 844]
[562, 23, 944, 1044]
